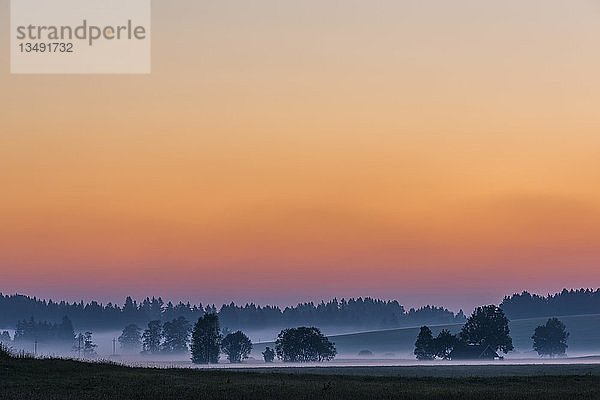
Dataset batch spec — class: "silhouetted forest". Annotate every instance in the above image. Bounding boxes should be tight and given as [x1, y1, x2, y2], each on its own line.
[14, 316, 75, 346]
[3, 288, 596, 332]
[500, 289, 600, 319]
[0, 294, 465, 331]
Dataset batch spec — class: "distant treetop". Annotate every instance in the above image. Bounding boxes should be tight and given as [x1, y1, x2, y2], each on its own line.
[0, 293, 465, 331]
[500, 289, 600, 320]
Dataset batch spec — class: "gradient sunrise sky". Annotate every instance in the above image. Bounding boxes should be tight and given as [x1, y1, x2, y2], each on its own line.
[1, 0, 600, 312]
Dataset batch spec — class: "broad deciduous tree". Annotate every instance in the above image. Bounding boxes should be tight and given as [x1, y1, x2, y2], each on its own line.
[460, 305, 514, 354]
[221, 331, 252, 363]
[414, 326, 435, 360]
[275, 327, 336, 362]
[434, 329, 459, 360]
[532, 318, 569, 358]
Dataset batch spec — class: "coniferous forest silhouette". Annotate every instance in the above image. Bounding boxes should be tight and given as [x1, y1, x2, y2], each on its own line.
[2, 289, 599, 333]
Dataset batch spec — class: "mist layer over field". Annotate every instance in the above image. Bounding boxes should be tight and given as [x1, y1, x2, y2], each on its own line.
[7, 313, 600, 367]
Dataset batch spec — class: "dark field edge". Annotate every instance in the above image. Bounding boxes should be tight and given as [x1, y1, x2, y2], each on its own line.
[2, 357, 600, 400]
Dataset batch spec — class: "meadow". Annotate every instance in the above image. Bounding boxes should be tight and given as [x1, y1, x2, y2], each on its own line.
[253, 313, 600, 358]
[2, 356, 600, 400]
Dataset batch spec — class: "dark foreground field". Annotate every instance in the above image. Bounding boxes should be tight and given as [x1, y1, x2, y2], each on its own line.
[2, 358, 600, 400]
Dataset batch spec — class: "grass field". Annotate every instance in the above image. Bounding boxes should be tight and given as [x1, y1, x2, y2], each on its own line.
[2, 356, 600, 400]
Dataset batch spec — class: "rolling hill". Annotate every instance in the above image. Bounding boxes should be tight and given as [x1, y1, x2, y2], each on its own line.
[253, 314, 600, 359]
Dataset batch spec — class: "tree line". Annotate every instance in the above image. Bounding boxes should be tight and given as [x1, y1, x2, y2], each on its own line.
[115, 315, 336, 364]
[0, 313, 337, 364]
[13, 316, 75, 346]
[414, 306, 570, 360]
[500, 289, 600, 319]
[0, 293, 465, 331]
[0, 316, 99, 357]
[0, 310, 570, 362]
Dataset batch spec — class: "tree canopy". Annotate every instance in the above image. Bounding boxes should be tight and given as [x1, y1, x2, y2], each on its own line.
[221, 331, 252, 363]
[415, 305, 514, 360]
[162, 317, 191, 353]
[532, 318, 569, 358]
[414, 326, 434, 360]
[434, 329, 459, 360]
[118, 324, 142, 352]
[141, 320, 162, 354]
[460, 305, 514, 354]
[190, 314, 222, 364]
[275, 327, 336, 362]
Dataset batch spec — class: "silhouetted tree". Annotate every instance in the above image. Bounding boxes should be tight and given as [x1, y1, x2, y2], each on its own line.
[122, 296, 138, 323]
[141, 297, 164, 321]
[460, 305, 514, 354]
[414, 326, 435, 360]
[433, 329, 459, 360]
[79, 332, 97, 357]
[118, 324, 142, 352]
[262, 346, 275, 363]
[275, 327, 336, 362]
[221, 331, 252, 363]
[190, 314, 222, 364]
[141, 320, 162, 354]
[532, 317, 569, 358]
[162, 317, 190, 353]
[57, 316, 75, 344]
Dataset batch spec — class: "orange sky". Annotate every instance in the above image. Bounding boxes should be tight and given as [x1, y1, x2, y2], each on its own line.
[1, 0, 600, 311]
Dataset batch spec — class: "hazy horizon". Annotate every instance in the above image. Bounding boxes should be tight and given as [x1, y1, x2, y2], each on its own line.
[0, 286, 592, 315]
